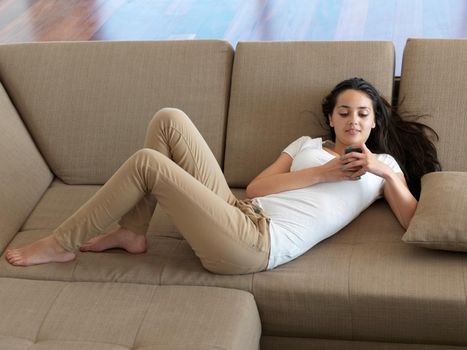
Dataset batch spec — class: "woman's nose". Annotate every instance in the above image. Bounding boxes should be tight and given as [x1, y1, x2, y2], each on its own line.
[348, 115, 359, 125]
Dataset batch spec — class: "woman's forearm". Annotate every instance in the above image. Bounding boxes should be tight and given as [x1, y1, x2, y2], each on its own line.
[246, 167, 325, 198]
[383, 173, 418, 230]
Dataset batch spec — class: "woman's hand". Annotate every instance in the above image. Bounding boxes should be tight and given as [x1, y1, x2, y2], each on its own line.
[340, 143, 390, 180]
[246, 150, 361, 198]
[340, 143, 418, 229]
[319, 155, 363, 182]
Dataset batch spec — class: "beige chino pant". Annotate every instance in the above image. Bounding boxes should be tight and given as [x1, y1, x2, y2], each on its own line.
[53, 108, 270, 274]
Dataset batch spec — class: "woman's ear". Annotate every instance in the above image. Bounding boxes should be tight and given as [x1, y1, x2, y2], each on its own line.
[329, 114, 334, 127]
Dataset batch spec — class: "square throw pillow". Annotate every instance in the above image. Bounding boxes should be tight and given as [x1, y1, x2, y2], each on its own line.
[402, 172, 467, 251]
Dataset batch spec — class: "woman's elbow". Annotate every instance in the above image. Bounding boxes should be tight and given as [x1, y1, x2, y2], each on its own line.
[245, 184, 255, 199]
[245, 181, 264, 199]
[246, 186, 261, 199]
[401, 203, 418, 230]
[401, 220, 410, 231]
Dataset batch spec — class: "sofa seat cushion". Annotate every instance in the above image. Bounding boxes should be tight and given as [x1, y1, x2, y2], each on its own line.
[0, 278, 261, 350]
[4, 206, 467, 347]
[254, 200, 467, 346]
[0, 230, 176, 284]
[5, 181, 467, 345]
[3, 180, 253, 289]
[0, 232, 253, 290]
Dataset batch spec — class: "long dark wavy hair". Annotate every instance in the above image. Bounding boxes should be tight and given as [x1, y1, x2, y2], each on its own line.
[321, 77, 441, 199]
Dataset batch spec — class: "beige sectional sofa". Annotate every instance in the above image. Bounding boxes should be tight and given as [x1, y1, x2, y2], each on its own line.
[1, 39, 466, 349]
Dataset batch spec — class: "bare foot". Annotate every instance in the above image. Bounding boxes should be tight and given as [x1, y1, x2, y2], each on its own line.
[5, 235, 76, 266]
[79, 227, 147, 254]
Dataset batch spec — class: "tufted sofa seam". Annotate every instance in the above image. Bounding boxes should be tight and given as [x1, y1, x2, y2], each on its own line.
[32, 281, 69, 345]
[130, 285, 159, 350]
[29, 338, 131, 349]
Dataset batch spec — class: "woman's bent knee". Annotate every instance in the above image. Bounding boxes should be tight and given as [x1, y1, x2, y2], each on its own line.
[150, 107, 189, 129]
[133, 148, 160, 160]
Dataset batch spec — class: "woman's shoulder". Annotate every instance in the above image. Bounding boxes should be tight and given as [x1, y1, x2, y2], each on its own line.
[283, 136, 323, 158]
[291, 136, 323, 148]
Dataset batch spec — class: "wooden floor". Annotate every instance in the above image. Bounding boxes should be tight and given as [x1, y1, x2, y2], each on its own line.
[0, 0, 466, 75]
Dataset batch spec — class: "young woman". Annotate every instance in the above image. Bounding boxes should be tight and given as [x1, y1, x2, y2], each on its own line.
[5, 78, 440, 274]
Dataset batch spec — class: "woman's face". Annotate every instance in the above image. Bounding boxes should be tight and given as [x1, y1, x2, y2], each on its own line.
[329, 89, 376, 149]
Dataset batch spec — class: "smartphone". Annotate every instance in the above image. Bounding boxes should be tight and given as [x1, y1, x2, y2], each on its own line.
[345, 146, 363, 154]
[344, 146, 363, 179]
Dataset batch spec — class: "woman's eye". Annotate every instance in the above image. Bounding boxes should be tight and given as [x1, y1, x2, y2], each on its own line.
[359, 114, 369, 117]
[339, 113, 348, 117]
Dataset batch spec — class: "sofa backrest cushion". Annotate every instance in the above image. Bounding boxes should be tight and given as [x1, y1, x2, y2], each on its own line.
[0, 41, 233, 184]
[0, 82, 53, 251]
[224, 41, 395, 187]
[398, 39, 467, 171]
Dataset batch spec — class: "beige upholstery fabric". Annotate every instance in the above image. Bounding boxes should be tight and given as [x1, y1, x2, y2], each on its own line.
[3, 182, 252, 287]
[224, 41, 395, 186]
[21, 177, 165, 236]
[0, 279, 261, 350]
[0, 82, 52, 252]
[4, 200, 467, 345]
[0, 232, 253, 289]
[398, 39, 467, 171]
[261, 336, 467, 350]
[4, 40, 467, 348]
[0, 41, 233, 184]
[403, 172, 467, 251]
[1, 181, 250, 287]
[254, 201, 467, 345]
[20, 179, 247, 241]
[20, 179, 102, 232]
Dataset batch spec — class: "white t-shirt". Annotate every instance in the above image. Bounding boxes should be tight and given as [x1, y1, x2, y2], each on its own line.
[253, 136, 403, 270]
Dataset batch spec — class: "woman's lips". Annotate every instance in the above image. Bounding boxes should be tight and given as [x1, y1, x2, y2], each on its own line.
[346, 129, 360, 136]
